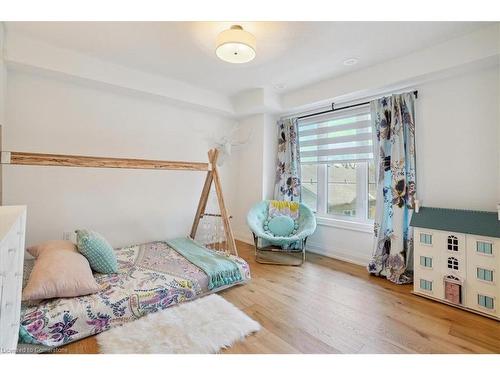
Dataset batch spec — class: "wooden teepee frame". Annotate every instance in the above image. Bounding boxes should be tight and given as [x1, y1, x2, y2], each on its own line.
[0, 148, 237, 256]
[190, 148, 237, 255]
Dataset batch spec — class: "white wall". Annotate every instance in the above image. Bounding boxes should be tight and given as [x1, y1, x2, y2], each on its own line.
[305, 65, 499, 265]
[1, 23, 6, 205]
[307, 226, 374, 266]
[416, 66, 499, 211]
[3, 69, 236, 248]
[228, 112, 279, 243]
[262, 114, 278, 200]
[498, 26, 500, 205]
[281, 24, 500, 112]
[230, 114, 264, 241]
[5, 34, 234, 116]
[0, 23, 6, 131]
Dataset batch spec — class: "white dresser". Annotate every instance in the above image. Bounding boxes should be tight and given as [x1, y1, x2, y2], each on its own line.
[0, 206, 26, 354]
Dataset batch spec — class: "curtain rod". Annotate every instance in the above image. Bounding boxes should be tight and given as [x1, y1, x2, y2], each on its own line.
[297, 90, 418, 121]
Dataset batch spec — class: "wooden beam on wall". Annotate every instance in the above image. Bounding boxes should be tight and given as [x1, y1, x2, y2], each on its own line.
[1, 151, 210, 171]
[2, 148, 238, 256]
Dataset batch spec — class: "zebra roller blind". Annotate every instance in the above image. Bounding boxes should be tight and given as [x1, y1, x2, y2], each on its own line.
[298, 105, 373, 164]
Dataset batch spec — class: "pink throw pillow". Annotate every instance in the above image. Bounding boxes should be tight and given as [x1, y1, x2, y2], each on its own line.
[22, 240, 101, 302]
[27, 240, 77, 258]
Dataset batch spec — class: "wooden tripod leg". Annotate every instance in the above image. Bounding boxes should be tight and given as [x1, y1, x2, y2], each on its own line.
[190, 150, 215, 239]
[210, 150, 238, 256]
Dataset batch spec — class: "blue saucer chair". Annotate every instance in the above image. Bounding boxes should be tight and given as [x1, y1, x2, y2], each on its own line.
[246, 200, 317, 266]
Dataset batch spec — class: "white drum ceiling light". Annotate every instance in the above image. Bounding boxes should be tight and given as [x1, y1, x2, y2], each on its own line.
[215, 25, 256, 64]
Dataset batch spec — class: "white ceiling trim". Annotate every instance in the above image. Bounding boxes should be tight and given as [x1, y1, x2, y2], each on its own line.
[281, 24, 500, 112]
[231, 88, 282, 117]
[280, 55, 499, 120]
[4, 34, 235, 117]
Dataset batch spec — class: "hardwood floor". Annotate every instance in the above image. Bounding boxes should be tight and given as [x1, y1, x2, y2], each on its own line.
[58, 241, 500, 354]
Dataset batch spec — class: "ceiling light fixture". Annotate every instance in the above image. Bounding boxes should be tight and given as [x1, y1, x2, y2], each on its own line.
[343, 58, 359, 66]
[216, 25, 256, 64]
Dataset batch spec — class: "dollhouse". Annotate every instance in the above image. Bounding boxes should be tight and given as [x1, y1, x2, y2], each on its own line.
[411, 207, 500, 320]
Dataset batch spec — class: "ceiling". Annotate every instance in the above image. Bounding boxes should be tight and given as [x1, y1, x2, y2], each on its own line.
[5, 21, 489, 96]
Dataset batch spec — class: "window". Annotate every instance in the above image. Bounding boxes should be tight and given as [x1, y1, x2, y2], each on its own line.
[420, 256, 432, 268]
[478, 294, 494, 309]
[477, 241, 493, 255]
[477, 268, 494, 282]
[447, 257, 459, 271]
[298, 105, 374, 223]
[447, 235, 458, 251]
[368, 162, 376, 219]
[419, 233, 432, 245]
[420, 279, 432, 291]
[301, 164, 318, 211]
[327, 163, 357, 216]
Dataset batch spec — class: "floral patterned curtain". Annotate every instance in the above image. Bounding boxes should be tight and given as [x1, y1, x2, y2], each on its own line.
[368, 92, 416, 284]
[274, 117, 301, 201]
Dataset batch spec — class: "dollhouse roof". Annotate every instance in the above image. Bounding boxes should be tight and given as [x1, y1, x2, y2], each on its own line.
[410, 207, 500, 238]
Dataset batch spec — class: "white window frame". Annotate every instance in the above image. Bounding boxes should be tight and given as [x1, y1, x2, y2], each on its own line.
[310, 162, 374, 232]
[419, 279, 433, 292]
[447, 235, 459, 252]
[419, 232, 433, 246]
[447, 256, 459, 271]
[476, 240, 494, 256]
[297, 104, 375, 233]
[476, 267, 494, 284]
[419, 255, 433, 269]
[477, 294, 495, 311]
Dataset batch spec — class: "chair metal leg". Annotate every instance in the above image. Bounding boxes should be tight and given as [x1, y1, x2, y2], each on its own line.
[252, 233, 307, 266]
[302, 237, 307, 264]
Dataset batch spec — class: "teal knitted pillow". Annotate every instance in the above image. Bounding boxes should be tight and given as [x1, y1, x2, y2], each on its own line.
[75, 230, 118, 274]
[266, 216, 295, 237]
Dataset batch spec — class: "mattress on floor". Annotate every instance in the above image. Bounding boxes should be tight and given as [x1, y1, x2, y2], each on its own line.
[19, 241, 250, 347]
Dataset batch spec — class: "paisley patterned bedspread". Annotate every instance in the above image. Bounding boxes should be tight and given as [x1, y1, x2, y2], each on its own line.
[19, 241, 250, 347]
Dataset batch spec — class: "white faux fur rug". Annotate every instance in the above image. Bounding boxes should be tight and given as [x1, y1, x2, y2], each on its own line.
[96, 294, 260, 354]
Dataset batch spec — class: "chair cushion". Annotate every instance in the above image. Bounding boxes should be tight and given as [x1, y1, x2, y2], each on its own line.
[267, 215, 295, 237]
[247, 200, 317, 248]
[76, 230, 118, 274]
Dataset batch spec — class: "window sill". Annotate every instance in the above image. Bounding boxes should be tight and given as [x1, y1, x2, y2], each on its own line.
[315, 215, 374, 234]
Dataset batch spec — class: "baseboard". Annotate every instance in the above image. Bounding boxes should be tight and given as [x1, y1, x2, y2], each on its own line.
[306, 241, 370, 267]
[234, 230, 370, 267]
[233, 228, 253, 245]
